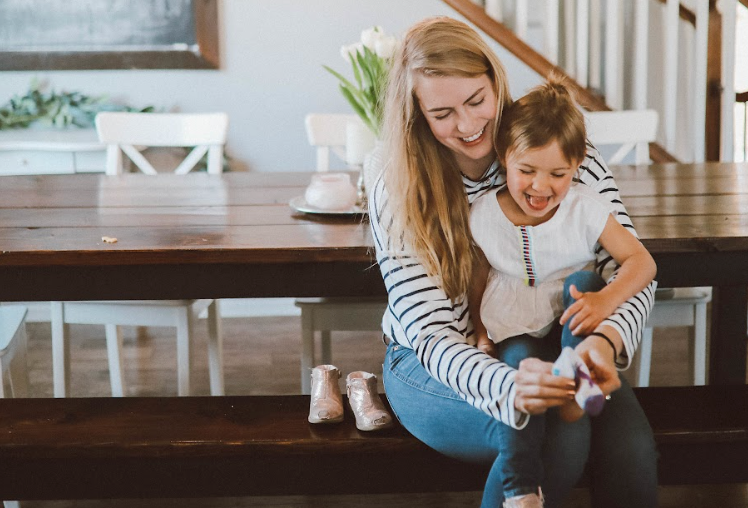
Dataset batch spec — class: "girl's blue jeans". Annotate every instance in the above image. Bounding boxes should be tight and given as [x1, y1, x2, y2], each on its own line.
[382, 271, 658, 508]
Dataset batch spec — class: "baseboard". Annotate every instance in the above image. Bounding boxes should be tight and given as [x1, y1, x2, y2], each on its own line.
[5, 298, 300, 323]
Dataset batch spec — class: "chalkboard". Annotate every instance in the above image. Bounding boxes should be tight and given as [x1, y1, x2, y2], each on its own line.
[0, 0, 218, 70]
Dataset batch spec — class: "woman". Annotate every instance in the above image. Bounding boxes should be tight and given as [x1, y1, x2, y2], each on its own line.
[368, 17, 658, 508]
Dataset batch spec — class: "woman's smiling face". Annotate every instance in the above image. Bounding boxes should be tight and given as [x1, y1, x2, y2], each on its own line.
[415, 73, 497, 176]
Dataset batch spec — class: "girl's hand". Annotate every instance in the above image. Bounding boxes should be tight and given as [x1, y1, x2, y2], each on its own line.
[574, 333, 621, 396]
[559, 285, 617, 336]
[514, 358, 576, 415]
[476, 334, 497, 358]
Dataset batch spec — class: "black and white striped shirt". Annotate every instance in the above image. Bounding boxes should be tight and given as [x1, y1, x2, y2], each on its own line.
[368, 144, 656, 428]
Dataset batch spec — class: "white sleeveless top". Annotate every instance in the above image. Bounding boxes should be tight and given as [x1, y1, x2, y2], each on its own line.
[469, 184, 615, 342]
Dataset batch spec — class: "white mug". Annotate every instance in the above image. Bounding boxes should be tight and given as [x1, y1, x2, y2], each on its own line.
[305, 172, 357, 211]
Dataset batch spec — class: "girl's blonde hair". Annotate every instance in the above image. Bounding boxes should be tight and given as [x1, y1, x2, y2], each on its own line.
[382, 16, 512, 300]
[496, 76, 586, 166]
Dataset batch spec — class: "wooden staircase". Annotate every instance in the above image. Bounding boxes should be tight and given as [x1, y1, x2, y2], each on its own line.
[442, 0, 744, 164]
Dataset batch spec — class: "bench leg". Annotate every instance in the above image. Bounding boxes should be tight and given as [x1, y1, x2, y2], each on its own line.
[8, 324, 29, 398]
[300, 309, 314, 395]
[637, 328, 653, 387]
[207, 300, 225, 396]
[50, 302, 71, 398]
[175, 307, 195, 396]
[105, 325, 125, 397]
[693, 302, 707, 386]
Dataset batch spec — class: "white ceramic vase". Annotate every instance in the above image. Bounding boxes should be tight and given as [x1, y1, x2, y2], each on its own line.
[361, 139, 384, 202]
[345, 119, 376, 167]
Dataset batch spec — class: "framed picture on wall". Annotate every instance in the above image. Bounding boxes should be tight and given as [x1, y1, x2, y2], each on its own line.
[0, 0, 219, 70]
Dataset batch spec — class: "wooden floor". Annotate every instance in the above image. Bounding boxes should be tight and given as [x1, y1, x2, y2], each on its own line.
[13, 309, 748, 507]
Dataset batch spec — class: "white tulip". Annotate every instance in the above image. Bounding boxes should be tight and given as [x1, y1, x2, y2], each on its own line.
[341, 43, 365, 63]
[374, 35, 398, 59]
[360, 26, 384, 49]
[340, 44, 353, 63]
[350, 42, 364, 58]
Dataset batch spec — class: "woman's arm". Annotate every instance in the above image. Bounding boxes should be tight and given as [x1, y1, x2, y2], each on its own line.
[571, 145, 657, 368]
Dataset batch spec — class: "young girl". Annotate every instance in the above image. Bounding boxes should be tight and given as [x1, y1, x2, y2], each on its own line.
[467, 79, 657, 507]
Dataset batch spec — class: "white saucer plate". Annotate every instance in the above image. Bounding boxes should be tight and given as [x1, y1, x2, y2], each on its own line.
[289, 196, 366, 215]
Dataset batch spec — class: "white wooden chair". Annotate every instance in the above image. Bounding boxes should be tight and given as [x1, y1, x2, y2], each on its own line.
[585, 109, 659, 164]
[297, 113, 386, 394]
[99, 112, 227, 175]
[585, 110, 711, 386]
[50, 112, 229, 398]
[0, 306, 29, 508]
[0, 305, 29, 399]
[304, 113, 356, 171]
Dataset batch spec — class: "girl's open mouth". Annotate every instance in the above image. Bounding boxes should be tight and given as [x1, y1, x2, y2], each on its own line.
[525, 194, 550, 211]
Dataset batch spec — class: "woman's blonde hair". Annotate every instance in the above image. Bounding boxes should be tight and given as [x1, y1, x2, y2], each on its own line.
[497, 76, 586, 165]
[382, 16, 512, 300]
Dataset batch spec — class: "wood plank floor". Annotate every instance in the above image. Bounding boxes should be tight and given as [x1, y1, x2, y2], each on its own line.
[13, 308, 748, 507]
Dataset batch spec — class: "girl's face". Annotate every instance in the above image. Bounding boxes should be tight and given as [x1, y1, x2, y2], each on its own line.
[415, 73, 497, 177]
[503, 139, 578, 224]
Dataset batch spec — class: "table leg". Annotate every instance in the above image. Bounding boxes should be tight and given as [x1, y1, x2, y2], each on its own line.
[709, 286, 748, 384]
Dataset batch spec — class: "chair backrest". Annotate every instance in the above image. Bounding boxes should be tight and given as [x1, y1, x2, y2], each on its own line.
[584, 109, 659, 164]
[0, 305, 27, 352]
[304, 113, 359, 171]
[96, 112, 229, 175]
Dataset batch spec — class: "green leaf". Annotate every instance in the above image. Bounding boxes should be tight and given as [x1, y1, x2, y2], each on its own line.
[323, 65, 360, 93]
[349, 55, 362, 89]
[356, 51, 375, 92]
[339, 85, 367, 118]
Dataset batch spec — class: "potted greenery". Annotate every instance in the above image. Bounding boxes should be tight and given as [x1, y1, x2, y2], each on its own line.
[324, 26, 397, 138]
[0, 80, 153, 130]
[324, 27, 398, 197]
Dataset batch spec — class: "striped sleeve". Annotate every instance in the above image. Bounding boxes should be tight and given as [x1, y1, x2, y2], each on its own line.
[368, 170, 528, 429]
[577, 143, 657, 369]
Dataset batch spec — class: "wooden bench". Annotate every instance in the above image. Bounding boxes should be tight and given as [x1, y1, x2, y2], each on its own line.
[1, 386, 747, 500]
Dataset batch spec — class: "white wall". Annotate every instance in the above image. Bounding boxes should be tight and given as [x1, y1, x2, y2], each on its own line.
[0, 0, 540, 173]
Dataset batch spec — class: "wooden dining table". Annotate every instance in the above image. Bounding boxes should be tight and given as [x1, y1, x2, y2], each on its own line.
[0, 163, 747, 384]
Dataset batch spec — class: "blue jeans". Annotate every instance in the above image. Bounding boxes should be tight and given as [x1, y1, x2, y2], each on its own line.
[495, 271, 606, 499]
[382, 271, 658, 508]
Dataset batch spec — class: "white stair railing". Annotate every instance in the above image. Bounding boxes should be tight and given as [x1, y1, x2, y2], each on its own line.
[470, 0, 741, 163]
[721, 0, 737, 161]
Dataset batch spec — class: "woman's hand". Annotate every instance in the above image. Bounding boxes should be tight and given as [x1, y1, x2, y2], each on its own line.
[559, 285, 616, 336]
[514, 358, 576, 415]
[574, 330, 622, 396]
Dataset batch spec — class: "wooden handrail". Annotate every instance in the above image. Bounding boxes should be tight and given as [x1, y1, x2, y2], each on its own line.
[655, 0, 697, 25]
[441, 0, 678, 163]
[737, 91, 748, 103]
[442, 0, 608, 111]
